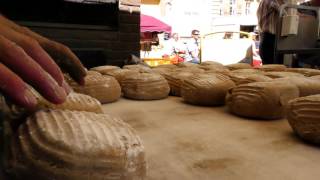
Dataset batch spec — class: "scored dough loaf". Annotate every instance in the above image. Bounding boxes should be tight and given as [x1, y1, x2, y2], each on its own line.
[8, 109, 146, 180]
[90, 65, 121, 74]
[199, 65, 231, 76]
[309, 75, 320, 80]
[229, 73, 272, 85]
[70, 74, 121, 104]
[164, 71, 194, 96]
[286, 68, 320, 77]
[231, 68, 263, 74]
[36, 92, 103, 113]
[264, 71, 305, 79]
[154, 64, 177, 69]
[86, 70, 102, 76]
[122, 65, 153, 73]
[27, 84, 103, 113]
[181, 74, 235, 106]
[174, 67, 205, 73]
[226, 81, 299, 119]
[122, 73, 170, 100]
[177, 62, 199, 68]
[273, 76, 320, 97]
[104, 69, 140, 85]
[287, 95, 320, 144]
[200, 61, 224, 67]
[257, 64, 287, 72]
[225, 63, 252, 70]
[152, 68, 174, 77]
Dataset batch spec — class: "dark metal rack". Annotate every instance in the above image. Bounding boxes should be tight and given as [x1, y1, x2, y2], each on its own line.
[275, 4, 320, 66]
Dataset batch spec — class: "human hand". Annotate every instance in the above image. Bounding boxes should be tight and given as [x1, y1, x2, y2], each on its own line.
[0, 15, 86, 110]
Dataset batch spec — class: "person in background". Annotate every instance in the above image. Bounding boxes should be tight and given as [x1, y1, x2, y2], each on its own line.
[223, 32, 233, 39]
[164, 33, 186, 63]
[257, 0, 285, 64]
[185, 29, 201, 64]
[0, 14, 86, 110]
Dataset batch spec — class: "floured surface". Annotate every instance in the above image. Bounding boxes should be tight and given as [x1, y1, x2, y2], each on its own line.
[103, 97, 320, 180]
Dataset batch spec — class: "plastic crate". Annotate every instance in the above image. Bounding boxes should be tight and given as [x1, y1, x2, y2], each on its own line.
[143, 58, 176, 67]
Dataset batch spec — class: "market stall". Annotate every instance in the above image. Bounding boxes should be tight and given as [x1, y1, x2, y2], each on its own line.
[140, 14, 175, 66]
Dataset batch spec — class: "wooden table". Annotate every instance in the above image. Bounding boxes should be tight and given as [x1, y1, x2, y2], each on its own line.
[103, 97, 320, 180]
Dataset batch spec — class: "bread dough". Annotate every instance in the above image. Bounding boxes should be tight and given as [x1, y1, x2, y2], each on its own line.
[181, 74, 235, 106]
[122, 73, 170, 100]
[226, 81, 299, 119]
[273, 77, 320, 97]
[8, 109, 146, 180]
[287, 95, 320, 144]
[225, 63, 252, 70]
[70, 74, 121, 104]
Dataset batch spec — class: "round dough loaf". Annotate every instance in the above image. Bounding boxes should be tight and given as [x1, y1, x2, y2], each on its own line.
[37, 92, 103, 113]
[205, 68, 231, 76]
[257, 64, 287, 72]
[123, 65, 153, 73]
[199, 65, 230, 75]
[264, 71, 305, 79]
[273, 77, 320, 97]
[86, 70, 102, 76]
[310, 75, 320, 80]
[225, 63, 252, 70]
[104, 69, 140, 85]
[200, 61, 224, 67]
[175, 67, 205, 73]
[226, 81, 299, 119]
[286, 68, 320, 77]
[287, 95, 320, 144]
[8, 110, 146, 180]
[164, 71, 194, 96]
[231, 69, 262, 74]
[154, 64, 177, 69]
[181, 74, 235, 106]
[90, 65, 120, 74]
[70, 74, 121, 104]
[152, 68, 173, 76]
[229, 73, 272, 85]
[177, 62, 199, 68]
[122, 73, 170, 100]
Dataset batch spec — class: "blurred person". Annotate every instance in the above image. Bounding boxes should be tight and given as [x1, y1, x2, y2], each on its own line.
[249, 32, 260, 57]
[249, 32, 262, 67]
[0, 14, 86, 110]
[257, 0, 285, 64]
[223, 32, 233, 39]
[163, 33, 186, 63]
[185, 29, 201, 64]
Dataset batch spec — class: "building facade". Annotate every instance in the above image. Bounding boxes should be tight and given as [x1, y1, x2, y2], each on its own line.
[141, 0, 261, 36]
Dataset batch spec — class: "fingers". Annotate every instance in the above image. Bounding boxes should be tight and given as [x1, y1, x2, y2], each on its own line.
[0, 35, 67, 104]
[15, 25, 86, 85]
[62, 79, 72, 94]
[0, 24, 64, 86]
[42, 41, 86, 85]
[0, 63, 37, 110]
[0, 15, 86, 85]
